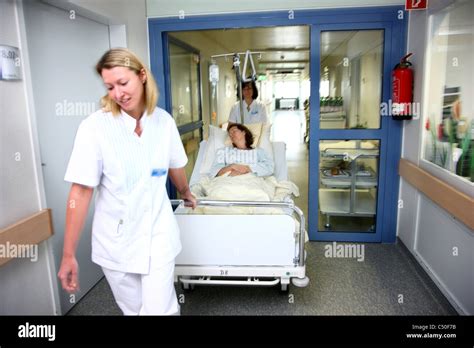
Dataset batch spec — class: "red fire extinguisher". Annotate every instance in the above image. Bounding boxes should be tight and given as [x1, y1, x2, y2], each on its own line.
[392, 53, 414, 120]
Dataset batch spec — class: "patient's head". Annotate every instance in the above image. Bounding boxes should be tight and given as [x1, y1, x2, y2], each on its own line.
[227, 123, 254, 150]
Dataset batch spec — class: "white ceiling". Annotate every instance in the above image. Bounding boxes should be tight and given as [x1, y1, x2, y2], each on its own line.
[321, 31, 355, 61]
[173, 26, 310, 78]
[171, 26, 384, 80]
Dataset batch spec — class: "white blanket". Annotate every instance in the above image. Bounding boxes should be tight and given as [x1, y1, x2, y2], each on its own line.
[185, 173, 308, 242]
[188, 173, 299, 215]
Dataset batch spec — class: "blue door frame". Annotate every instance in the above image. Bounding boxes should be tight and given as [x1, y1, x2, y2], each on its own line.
[149, 6, 407, 243]
[163, 36, 204, 198]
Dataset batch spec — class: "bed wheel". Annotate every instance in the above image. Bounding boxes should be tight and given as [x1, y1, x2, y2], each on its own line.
[291, 276, 310, 288]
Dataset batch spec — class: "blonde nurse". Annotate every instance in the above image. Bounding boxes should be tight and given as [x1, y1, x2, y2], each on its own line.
[57, 48, 196, 315]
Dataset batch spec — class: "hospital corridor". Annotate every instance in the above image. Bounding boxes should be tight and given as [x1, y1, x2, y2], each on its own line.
[1, 0, 473, 345]
[65, 108, 456, 316]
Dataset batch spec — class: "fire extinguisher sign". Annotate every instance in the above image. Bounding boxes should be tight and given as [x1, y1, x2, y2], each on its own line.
[405, 0, 428, 10]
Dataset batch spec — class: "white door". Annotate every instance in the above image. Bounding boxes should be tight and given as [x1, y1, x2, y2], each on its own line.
[23, 0, 110, 314]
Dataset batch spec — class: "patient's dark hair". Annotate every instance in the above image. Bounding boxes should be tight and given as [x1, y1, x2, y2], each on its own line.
[227, 123, 254, 149]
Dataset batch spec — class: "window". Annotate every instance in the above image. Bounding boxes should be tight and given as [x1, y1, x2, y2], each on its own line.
[319, 30, 384, 130]
[422, 0, 474, 183]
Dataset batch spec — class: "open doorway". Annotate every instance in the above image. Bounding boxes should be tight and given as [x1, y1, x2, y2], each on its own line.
[167, 26, 310, 216]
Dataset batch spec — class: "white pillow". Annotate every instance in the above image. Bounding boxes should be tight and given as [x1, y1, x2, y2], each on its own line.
[258, 123, 274, 162]
[224, 122, 263, 148]
[200, 125, 227, 174]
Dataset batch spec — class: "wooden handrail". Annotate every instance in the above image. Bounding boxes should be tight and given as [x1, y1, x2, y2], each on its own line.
[399, 159, 474, 230]
[0, 209, 54, 267]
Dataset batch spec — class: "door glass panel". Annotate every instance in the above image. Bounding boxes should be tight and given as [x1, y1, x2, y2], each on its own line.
[320, 30, 384, 129]
[169, 42, 200, 127]
[180, 129, 201, 181]
[319, 140, 379, 232]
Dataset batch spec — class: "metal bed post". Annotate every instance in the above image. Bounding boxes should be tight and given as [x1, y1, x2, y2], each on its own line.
[232, 54, 244, 124]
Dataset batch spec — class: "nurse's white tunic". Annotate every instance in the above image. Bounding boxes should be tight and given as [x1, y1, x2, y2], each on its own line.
[228, 100, 268, 124]
[64, 107, 188, 274]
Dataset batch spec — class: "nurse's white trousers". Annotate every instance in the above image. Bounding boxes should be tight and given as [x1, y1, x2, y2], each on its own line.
[102, 259, 180, 315]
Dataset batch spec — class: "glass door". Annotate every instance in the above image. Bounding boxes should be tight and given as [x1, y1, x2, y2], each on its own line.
[167, 37, 203, 187]
[311, 27, 390, 242]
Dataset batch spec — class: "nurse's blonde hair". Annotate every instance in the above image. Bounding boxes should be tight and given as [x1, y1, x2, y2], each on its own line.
[95, 48, 158, 116]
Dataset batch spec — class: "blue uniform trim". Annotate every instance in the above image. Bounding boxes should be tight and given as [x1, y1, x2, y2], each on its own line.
[151, 168, 168, 177]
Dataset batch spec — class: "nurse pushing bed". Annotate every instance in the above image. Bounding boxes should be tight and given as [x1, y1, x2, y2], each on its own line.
[228, 80, 268, 125]
[57, 48, 196, 315]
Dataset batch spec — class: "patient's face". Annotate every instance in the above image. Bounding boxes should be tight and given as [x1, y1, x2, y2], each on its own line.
[228, 126, 245, 144]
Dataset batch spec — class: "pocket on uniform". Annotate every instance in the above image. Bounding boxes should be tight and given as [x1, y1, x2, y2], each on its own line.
[116, 219, 124, 237]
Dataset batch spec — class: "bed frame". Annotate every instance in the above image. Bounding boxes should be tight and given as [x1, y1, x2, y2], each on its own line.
[172, 140, 309, 291]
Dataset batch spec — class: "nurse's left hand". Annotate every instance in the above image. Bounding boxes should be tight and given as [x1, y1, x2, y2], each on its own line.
[181, 189, 197, 209]
[58, 256, 80, 293]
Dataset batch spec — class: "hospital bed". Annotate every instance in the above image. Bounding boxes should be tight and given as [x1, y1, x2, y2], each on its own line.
[171, 140, 309, 292]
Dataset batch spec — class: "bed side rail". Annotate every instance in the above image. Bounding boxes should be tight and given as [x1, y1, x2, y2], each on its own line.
[170, 199, 306, 267]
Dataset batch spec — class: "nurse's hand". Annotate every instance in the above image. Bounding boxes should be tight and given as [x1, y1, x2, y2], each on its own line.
[181, 189, 197, 209]
[58, 256, 80, 293]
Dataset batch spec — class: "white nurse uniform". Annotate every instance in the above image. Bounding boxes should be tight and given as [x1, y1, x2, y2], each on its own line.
[64, 107, 187, 315]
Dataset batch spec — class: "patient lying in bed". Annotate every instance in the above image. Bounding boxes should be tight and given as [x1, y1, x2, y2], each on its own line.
[190, 123, 299, 211]
[209, 123, 274, 178]
[183, 123, 307, 240]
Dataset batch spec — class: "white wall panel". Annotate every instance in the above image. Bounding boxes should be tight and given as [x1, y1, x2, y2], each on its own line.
[147, 0, 404, 17]
[415, 196, 474, 314]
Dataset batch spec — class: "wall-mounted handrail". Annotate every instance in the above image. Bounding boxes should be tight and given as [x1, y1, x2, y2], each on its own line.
[399, 159, 474, 230]
[0, 209, 54, 267]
